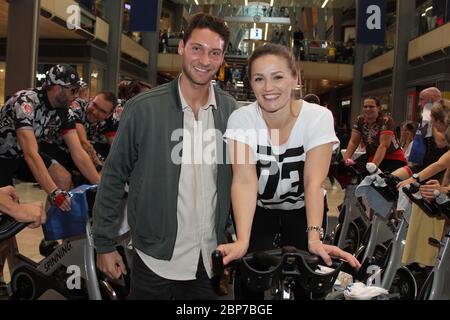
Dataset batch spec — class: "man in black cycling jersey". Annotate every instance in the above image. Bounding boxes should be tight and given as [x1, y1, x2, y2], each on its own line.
[70, 91, 119, 169]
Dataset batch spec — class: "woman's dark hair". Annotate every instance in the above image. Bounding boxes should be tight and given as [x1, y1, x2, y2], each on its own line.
[118, 79, 152, 101]
[402, 120, 417, 135]
[248, 43, 297, 79]
[183, 13, 230, 51]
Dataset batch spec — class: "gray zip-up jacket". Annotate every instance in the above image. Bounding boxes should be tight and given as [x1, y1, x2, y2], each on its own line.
[92, 76, 237, 258]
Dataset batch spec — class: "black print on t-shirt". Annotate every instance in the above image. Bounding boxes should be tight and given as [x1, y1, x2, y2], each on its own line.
[256, 145, 305, 206]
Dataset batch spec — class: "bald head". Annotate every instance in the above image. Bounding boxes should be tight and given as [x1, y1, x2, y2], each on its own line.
[419, 87, 442, 108]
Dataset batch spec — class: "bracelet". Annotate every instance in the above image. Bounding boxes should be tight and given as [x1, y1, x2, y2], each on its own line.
[306, 226, 324, 240]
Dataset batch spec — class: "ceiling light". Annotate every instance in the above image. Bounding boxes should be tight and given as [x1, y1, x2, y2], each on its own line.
[245, 0, 248, 5]
[321, 0, 329, 9]
[289, 26, 292, 31]
[264, 23, 268, 41]
[270, 0, 274, 6]
[194, 0, 199, 5]
[425, 6, 433, 12]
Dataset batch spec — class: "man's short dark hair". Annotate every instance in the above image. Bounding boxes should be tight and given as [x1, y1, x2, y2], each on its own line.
[303, 93, 321, 105]
[183, 13, 230, 51]
[96, 91, 118, 112]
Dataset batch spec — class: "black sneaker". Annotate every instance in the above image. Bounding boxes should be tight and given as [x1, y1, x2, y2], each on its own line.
[0, 281, 8, 300]
[39, 239, 59, 257]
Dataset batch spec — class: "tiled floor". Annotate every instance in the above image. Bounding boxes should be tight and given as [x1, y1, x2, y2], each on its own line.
[2, 179, 345, 283]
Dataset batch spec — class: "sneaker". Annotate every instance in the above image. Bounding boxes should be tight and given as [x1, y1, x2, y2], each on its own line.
[39, 239, 59, 257]
[0, 281, 8, 300]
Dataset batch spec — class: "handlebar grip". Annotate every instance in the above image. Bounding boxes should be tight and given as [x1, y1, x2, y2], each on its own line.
[212, 250, 224, 277]
[0, 214, 29, 242]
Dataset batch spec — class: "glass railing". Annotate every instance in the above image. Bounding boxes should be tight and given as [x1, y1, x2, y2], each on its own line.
[294, 40, 355, 64]
[241, 5, 292, 18]
[157, 37, 356, 65]
[75, 0, 105, 19]
[413, 0, 449, 38]
[365, 44, 395, 61]
[158, 32, 184, 53]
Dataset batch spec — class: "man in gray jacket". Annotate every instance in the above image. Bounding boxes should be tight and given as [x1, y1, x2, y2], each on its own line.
[92, 13, 237, 299]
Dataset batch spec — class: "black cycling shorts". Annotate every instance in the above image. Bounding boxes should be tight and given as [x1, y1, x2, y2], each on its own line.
[38, 142, 77, 173]
[0, 152, 54, 187]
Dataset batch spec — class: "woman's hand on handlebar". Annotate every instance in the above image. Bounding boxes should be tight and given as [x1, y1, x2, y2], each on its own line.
[308, 240, 361, 269]
[420, 180, 441, 202]
[344, 158, 356, 166]
[216, 240, 249, 266]
[397, 176, 415, 189]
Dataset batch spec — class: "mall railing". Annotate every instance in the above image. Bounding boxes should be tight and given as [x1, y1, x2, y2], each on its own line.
[365, 44, 395, 61]
[413, 0, 449, 38]
[294, 40, 355, 64]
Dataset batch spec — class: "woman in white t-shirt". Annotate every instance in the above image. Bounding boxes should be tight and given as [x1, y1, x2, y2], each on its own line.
[217, 44, 360, 298]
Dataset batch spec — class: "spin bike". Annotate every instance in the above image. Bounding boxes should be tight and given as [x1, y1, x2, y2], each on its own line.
[212, 247, 344, 300]
[329, 160, 371, 254]
[402, 183, 450, 300]
[0, 185, 131, 300]
[351, 171, 417, 299]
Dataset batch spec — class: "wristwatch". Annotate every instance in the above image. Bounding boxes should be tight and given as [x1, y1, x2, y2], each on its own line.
[412, 173, 421, 184]
[306, 226, 324, 240]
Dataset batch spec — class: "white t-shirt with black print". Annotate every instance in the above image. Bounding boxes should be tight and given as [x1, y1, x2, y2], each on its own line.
[224, 100, 339, 211]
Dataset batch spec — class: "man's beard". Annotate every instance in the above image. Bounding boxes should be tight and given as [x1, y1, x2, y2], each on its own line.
[55, 91, 71, 109]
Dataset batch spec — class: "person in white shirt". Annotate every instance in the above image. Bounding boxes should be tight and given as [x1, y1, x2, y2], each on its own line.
[400, 120, 417, 162]
[217, 43, 360, 299]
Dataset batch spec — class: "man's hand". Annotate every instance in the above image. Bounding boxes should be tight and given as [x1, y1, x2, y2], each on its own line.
[20, 202, 46, 228]
[0, 185, 19, 202]
[48, 188, 71, 212]
[97, 251, 128, 280]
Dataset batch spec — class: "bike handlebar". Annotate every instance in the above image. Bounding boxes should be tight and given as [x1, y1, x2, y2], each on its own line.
[0, 214, 29, 242]
[212, 246, 345, 297]
[402, 183, 442, 218]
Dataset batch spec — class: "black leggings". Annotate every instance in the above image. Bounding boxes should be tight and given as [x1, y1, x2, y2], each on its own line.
[234, 204, 327, 300]
[378, 158, 406, 173]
